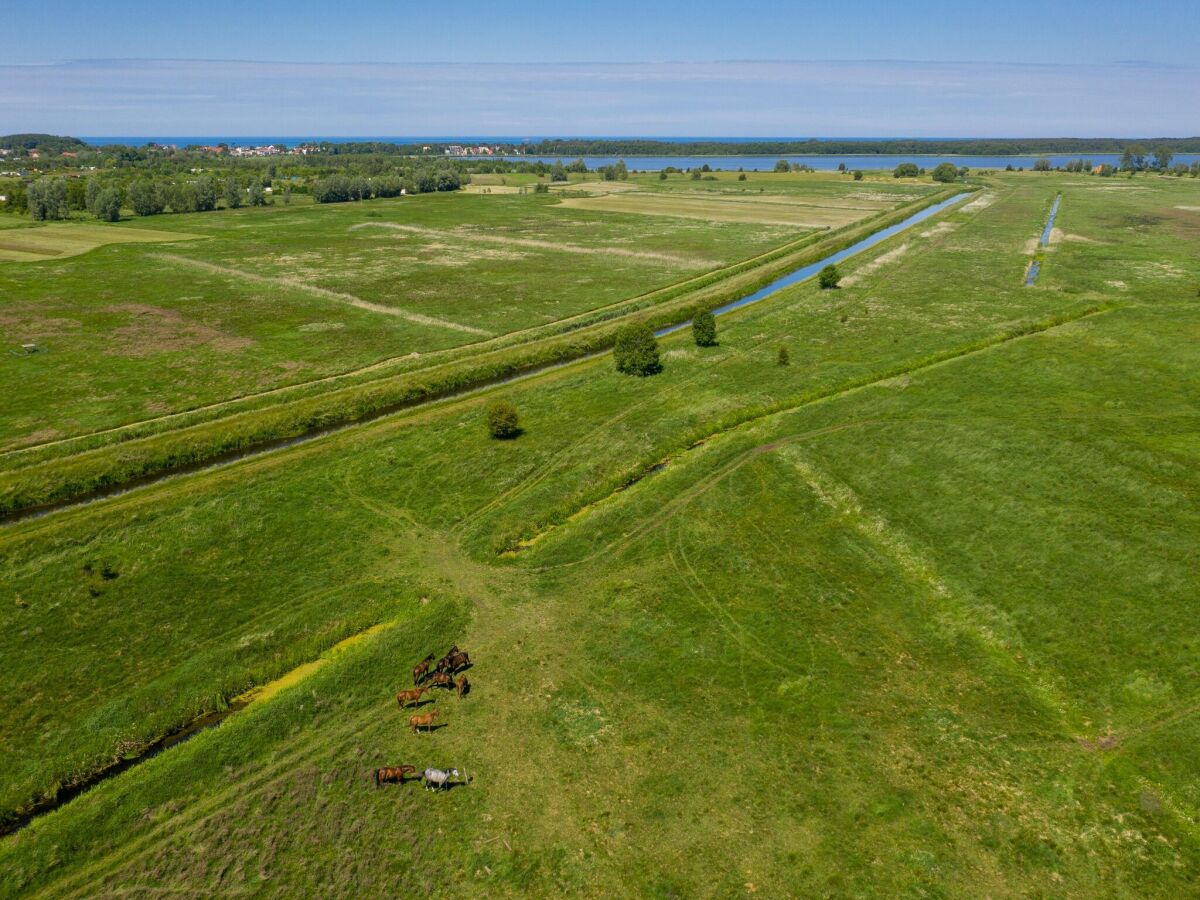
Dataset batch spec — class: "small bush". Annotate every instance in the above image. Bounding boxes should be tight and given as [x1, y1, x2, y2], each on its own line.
[818, 264, 841, 290]
[485, 399, 521, 439]
[613, 323, 662, 376]
[777, 346, 790, 366]
[852, 170, 864, 181]
[692, 309, 717, 347]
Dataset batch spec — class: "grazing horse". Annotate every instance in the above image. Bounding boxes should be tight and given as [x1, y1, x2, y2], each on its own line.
[427, 672, 455, 691]
[409, 709, 440, 734]
[423, 767, 460, 791]
[446, 651, 471, 672]
[412, 653, 435, 685]
[374, 765, 417, 787]
[455, 675, 469, 698]
[395, 687, 427, 708]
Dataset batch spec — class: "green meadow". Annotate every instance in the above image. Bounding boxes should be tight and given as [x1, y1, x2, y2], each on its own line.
[1, 171, 1198, 896]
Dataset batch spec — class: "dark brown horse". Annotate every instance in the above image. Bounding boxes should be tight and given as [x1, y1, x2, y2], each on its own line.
[396, 687, 428, 708]
[427, 672, 454, 691]
[412, 653, 435, 685]
[409, 709, 440, 734]
[446, 651, 471, 672]
[374, 765, 417, 787]
[455, 675, 469, 698]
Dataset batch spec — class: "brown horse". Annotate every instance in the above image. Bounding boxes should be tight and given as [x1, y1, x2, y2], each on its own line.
[412, 653, 435, 685]
[455, 675, 469, 698]
[427, 672, 454, 691]
[395, 687, 428, 708]
[446, 651, 471, 672]
[374, 765, 417, 787]
[409, 709, 440, 734]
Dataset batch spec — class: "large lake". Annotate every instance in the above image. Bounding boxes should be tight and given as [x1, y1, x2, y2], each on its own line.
[499, 153, 1200, 172]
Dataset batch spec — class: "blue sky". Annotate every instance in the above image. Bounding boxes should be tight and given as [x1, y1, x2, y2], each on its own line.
[5, 0, 1198, 135]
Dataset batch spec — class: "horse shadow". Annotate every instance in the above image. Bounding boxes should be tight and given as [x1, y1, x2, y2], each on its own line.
[413, 722, 449, 734]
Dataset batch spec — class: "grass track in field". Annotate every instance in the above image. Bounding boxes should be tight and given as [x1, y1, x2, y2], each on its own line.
[557, 190, 878, 227]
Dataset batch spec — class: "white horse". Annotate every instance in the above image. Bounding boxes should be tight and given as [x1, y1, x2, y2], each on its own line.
[423, 767, 460, 791]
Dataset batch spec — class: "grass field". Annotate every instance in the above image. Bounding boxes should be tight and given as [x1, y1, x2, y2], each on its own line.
[0, 176, 934, 449]
[0, 222, 197, 261]
[1, 171, 1198, 895]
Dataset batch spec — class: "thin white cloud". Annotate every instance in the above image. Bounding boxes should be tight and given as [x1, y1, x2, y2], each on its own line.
[3, 59, 1197, 136]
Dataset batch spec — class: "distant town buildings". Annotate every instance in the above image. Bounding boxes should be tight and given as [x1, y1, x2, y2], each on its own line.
[443, 145, 498, 157]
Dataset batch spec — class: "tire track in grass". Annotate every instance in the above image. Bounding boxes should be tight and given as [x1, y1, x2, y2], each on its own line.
[511, 304, 1115, 565]
[350, 221, 719, 267]
[779, 449, 1077, 726]
[151, 252, 492, 336]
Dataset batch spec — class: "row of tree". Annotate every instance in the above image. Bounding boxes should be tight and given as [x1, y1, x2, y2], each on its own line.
[16, 174, 279, 220]
[310, 167, 464, 203]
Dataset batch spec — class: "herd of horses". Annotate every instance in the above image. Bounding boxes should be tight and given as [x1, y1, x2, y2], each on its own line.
[374, 645, 473, 792]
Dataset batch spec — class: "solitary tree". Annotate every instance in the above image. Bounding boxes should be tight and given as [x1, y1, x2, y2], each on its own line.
[852, 170, 864, 181]
[1154, 146, 1174, 170]
[194, 176, 218, 211]
[692, 309, 717, 347]
[893, 162, 919, 178]
[247, 182, 267, 206]
[774, 159, 791, 173]
[613, 322, 662, 376]
[485, 399, 521, 439]
[127, 179, 164, 216]
[776, 345, 790, 366]
[1032, 158, 1052, 172]
[1121, 144, 1147, 171]
[27, 177, 69, 221]
[223, 177, 242, 209]
[818, 264, 841, 290]
[85, 176, 102, 213]
[932, 162, 959, 183]
[92, 187, 122, 222]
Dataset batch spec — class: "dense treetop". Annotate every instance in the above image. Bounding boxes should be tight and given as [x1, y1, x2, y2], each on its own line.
[0, 134, 89, 153]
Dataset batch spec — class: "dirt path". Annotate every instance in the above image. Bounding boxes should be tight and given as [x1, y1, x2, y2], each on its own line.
[151, 253, 491, 336]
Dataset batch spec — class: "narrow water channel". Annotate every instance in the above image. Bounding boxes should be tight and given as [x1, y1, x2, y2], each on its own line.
[658, 192, 970, 335]
[0, 621, 398, 838]
[1025, 194, 1061, 286]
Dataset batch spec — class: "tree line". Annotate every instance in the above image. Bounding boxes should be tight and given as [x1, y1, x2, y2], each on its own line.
[509, 137, 1200, 157]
